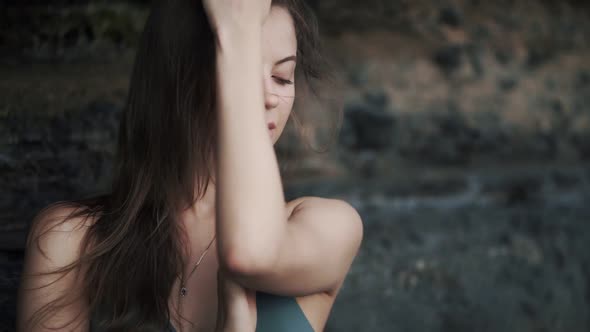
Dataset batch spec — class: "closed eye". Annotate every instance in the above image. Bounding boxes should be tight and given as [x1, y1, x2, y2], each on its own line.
[272, 76, 294, 85]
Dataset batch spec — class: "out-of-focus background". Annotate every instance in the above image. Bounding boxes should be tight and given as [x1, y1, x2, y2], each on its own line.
[1, 0, 590, 331]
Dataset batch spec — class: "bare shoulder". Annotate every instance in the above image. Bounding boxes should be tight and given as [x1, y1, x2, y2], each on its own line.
[287, 195, 361, 218]
[287, 195, 363, 234]
[285, 196, 364, 330]
[287, 196, 364, 294]
[25, 203, 95, 257]
[17, 202, 96, 331]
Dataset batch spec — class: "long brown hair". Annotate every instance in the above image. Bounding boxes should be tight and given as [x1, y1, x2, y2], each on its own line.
[22, 0, 341, 330]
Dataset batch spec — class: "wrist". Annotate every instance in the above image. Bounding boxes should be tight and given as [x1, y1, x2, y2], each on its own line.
[215, 23, 262, 54]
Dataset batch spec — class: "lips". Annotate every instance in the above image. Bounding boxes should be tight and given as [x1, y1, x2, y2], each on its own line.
[267, 122, 276, 130]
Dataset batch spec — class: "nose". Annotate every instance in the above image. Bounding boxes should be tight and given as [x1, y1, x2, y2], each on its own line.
[265, 91, 279, 110]
[263, 75, 279, 110]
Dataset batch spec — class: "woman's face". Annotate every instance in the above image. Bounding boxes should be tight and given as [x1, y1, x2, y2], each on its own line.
[261, 5, 297, 145]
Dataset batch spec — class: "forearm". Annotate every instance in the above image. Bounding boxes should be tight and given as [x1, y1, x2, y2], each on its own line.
[214, 25, 287, 273]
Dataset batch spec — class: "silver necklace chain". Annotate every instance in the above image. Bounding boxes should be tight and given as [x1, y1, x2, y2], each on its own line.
[179, 233, 217, 297]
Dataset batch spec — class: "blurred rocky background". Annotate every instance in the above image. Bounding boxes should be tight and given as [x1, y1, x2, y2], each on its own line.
[1, 0, 590, 331]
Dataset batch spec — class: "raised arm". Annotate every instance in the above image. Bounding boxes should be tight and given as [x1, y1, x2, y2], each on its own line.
[204, 0, 286, 272]
[205, 0, 363, 298]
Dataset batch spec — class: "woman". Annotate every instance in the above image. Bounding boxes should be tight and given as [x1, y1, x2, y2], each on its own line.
[16, 0, 363, 331]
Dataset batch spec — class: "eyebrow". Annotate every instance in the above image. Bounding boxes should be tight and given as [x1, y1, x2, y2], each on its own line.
[274, 55, 296, 66]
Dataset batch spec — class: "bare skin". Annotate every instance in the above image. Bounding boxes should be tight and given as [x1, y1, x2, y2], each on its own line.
[173, 197, 352, 332]
[197, 1, 363, 330]
[16, 2, 363, 332]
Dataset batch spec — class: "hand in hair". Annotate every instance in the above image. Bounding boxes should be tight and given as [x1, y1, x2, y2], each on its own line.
[202, 0, 271, 34]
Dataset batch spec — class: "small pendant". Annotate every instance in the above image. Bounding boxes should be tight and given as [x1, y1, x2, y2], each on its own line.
[180, 287, 187, 297]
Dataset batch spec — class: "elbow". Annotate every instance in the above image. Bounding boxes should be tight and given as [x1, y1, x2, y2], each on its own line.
[218, 212, 287, 276]
[220, 243, 278, 277]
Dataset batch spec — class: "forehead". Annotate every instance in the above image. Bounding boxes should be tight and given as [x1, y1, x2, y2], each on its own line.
[262, 6, 297, 61]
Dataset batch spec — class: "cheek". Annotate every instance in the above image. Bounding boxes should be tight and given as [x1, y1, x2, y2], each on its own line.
[279, 88, 295, 124]
[278, 102, 294, 130]
[276, 84, 294, 99]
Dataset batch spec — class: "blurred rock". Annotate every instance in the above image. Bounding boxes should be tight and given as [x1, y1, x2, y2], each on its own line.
[0, 3, 148, 64]
[395, 102, 479, 165]
[526, 46, 555, 70]
[0, 98, 120, 235]
[438, 6, 463, 28]
[339, 89, 396, 150]
[498, 77, 518, 91]
[433, 44, 463, 75]
[575, 70, 590, 89]
[348, 63, 370, 87]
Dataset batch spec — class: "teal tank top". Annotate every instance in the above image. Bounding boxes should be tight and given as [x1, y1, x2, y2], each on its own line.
[89, 291, 314, 332]
[254, 291, 315, 332]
